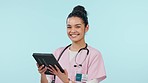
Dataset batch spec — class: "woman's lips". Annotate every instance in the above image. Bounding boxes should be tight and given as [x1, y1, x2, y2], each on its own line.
[70, 34, 79, 38]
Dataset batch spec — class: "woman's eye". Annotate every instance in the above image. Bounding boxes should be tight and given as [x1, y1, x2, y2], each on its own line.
[67, 26, 71, 28]
[76, 26, 81, 28]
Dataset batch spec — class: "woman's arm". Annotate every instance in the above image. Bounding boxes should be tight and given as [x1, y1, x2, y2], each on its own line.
[41, 74, 48, 83]
[37, 64, 48, 83]
[48, 65, 70, 83]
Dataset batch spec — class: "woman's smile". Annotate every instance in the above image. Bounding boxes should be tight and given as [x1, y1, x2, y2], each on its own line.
[69, 33, 80, 38]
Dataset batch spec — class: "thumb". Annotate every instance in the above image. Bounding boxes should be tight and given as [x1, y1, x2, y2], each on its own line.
[64, 69, 68, 75]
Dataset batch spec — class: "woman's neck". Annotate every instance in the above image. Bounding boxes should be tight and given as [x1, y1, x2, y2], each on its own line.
[70, 41, 86, 51]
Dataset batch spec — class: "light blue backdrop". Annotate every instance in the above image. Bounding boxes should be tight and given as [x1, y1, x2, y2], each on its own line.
[0, 0, 148, 83]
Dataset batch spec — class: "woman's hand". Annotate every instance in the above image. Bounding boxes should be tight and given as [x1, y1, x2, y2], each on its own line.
[36, 63, 48, 83]
[48, 65, 69, 83]
[36, 63, 47, 75]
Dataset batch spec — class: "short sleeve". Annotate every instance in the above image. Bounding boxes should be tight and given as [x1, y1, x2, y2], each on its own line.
[88, 51, 106, 82]
[52, 47, 64, 59]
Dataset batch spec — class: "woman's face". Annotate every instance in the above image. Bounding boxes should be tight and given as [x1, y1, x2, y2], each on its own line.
[66, 17, 88, 43]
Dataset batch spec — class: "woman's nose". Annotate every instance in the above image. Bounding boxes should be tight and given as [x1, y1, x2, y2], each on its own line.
[71, 27, 76, 32]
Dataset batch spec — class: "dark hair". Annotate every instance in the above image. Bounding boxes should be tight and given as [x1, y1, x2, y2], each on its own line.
[67, 5, 88, 27]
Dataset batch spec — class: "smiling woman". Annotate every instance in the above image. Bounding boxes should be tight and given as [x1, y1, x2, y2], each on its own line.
[1, 0, 148, 83]
[36, 5, 106, 83]
[67, 17, 88, 45]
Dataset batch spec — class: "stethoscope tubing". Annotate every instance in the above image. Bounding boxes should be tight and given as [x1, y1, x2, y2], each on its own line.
[53, 43, 89, 83]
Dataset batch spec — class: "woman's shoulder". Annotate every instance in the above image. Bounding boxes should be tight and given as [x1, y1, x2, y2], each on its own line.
[87, 45, 104, 64]
[54, 47, 65, 53]
[88, 45, 101, 54]
[53, 46, 66, 59]
[87, 45, 103, 59]
[54, 44, 71, 53]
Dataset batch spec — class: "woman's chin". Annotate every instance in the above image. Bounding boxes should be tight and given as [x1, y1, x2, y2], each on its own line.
[70, 39, 79, 43]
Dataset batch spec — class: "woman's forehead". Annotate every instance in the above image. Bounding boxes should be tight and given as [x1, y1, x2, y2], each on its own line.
[67, 17, 84, 25]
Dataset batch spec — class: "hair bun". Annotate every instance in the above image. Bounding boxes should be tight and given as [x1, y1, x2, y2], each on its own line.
[72, 5, 87, 16]
[67, 5, 88, 27]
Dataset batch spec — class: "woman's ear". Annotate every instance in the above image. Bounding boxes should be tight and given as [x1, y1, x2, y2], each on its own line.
[85, 24, 89, 33]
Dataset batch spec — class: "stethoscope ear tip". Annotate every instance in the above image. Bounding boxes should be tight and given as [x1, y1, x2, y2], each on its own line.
[79, 64, 82, 67]
[74, 65, 77, 67]
[74, 64, 82, 67]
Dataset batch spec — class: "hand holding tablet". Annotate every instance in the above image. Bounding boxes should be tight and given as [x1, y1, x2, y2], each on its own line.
[32, 53, 64, 75]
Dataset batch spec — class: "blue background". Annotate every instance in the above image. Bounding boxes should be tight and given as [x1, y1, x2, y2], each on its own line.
[0, 0, 148, 83]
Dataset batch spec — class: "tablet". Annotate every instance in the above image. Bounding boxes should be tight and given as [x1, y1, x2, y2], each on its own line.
[32, 53, 64, 75]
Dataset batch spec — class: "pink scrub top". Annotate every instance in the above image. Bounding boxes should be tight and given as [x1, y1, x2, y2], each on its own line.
[47, 45, 106, 83]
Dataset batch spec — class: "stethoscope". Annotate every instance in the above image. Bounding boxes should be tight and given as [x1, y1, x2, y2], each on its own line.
[73, 44, 89, 67]
[52, 43, 89, 83]
[58, 43, 89, 67]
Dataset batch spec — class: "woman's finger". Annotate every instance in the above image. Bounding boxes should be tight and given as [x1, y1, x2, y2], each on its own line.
[49, 65, 56, 71]
[48, 65, 58, 75]
[39, 67, 47, 73]
[48, 70, 54, 75]
[47, 67, 53, 72]
[38, 65, 44, 71]
[64, 69, 68, 75]
[54, 65, 60, 72]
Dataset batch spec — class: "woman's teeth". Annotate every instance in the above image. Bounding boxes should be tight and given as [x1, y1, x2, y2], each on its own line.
[70, 34, 79, 37]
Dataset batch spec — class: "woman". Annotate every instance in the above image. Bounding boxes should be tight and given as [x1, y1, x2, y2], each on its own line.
[37, 5, 106, 83]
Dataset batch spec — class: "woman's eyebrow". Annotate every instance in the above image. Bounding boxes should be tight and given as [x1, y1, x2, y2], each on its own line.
[67, 24, 71, 26]
[67, 24, 81, 26]
[75, 24, 82, 26]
